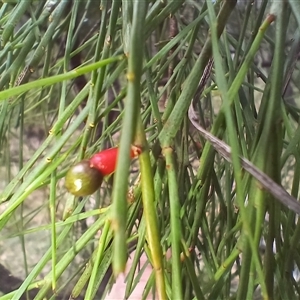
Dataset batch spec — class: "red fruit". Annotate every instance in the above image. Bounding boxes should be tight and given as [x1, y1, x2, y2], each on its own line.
[89, 147, 118, 176]
[89, 145, 141, 176]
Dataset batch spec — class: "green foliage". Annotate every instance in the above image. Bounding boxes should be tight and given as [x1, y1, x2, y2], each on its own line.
[1, 0, 300, 299]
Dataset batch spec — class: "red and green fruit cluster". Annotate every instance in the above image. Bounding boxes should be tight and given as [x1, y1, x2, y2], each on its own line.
[65, 146, 141, 196]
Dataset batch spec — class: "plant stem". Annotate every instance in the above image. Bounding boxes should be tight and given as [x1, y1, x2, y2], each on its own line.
[111, 0, 148, 275]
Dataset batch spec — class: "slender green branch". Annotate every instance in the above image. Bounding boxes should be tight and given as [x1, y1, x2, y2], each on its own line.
[0, 56, 124, 101]
[111, 0, 148, 275]
[135, 116, 167, 300]
[163, 147, 183, 299]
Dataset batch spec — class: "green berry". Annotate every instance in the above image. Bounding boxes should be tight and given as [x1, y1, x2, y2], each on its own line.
[65, 160, 103, 196]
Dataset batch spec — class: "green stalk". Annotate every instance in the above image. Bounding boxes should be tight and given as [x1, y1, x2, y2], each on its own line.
[85, 220, 111, 299]
[163, 147, 183, 299]
[136, 116, 167, 300]
[111, 0, 148, 275]
[0, 55, 123, 101]
[260, 2, 287, 297]
[49, 172, 57, 291]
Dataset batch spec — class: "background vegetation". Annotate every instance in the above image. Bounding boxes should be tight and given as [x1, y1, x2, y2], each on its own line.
[1, 0, 300, 299]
